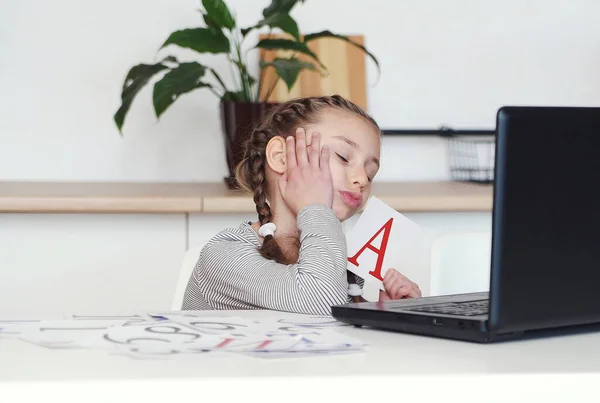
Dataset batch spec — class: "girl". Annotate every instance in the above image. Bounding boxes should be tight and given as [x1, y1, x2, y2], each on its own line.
[182, 95, 421, 316]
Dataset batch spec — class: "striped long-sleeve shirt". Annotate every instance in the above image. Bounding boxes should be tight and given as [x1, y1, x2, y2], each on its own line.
[181, 203, 363, 316]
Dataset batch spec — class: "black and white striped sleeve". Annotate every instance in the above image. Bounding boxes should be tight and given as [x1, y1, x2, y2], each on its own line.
[188, 203, 350, 316]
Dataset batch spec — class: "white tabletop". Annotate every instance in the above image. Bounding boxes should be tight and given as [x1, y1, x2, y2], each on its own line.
[1, 310, 599, 403]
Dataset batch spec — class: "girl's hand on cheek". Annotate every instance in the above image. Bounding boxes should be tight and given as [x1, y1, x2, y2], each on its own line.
[379, 269, 422, 301]
[278, 128, 334, 215]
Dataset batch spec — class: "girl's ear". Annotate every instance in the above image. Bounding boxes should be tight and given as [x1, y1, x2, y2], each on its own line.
[265, 136, 287, 174]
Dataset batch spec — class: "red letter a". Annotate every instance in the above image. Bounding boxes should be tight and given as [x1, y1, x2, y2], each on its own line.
[347, 218, 394, 281]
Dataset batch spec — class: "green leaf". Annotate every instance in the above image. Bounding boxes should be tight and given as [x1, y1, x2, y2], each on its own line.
[201, 0, 235, 30]
[240, 26, 253, 37]
[209, 68, 229, 93]
[152, 62, 210, 118]
[114, 61, 170, 133]
[201, 12, 220, 29]
[242, 12, 299, 40]
[260, 57, 316, 90]
[304, 30, 381, 75]
[221, 90, 246, 101]
[255, 38, 324, 68]
[162, 56, 178, 64]
[262, 0, 305, 18]
[161, 28, 230, 54]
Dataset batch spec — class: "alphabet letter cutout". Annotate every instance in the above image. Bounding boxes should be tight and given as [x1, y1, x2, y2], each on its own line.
[346, 196, 427, 291]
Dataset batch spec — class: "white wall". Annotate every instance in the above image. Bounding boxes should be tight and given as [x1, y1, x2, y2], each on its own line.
[1, 0, 598, 183]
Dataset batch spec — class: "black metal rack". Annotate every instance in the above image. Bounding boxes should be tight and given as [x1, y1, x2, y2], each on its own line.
[382, 127, 496, 184]
[382, 127, 495, 136]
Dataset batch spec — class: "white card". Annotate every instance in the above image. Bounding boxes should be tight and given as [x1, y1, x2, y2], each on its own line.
[346, 196, 427, 291]
[0, 320, 42, 339]
[66, 314, 152, 325]
[99, 320, 301, 355]
[162, 316, 259, 336]
[288, 332, 365, 351]
[17, 319, 128, 349]
[245, 331, 365, 358]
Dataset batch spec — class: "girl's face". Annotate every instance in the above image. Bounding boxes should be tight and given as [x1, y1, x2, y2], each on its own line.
[306, 109, 381, 221]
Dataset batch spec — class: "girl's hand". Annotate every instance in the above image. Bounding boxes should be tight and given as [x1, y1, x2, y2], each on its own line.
[379, 269, 422, 301]
[278, 128, 334, 215]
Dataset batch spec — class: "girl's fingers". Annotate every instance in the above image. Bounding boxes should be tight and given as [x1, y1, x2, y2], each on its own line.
[379, 289, 392, 301]
[320, 145, 331, 174]
[394, 281, 409, 300]
[412, 282, 422, 297]
[285, 136, 297, 169]
[383, 269, 421, 299]
[308, 132, 320, 168]
[383, 268, 398, 283]
[401, 284, 421, 299]
[295, 128, 309, 166]
[384, 275, 401, 299]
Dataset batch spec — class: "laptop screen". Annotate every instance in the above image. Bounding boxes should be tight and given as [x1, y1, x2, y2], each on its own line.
[489, 106, 600, 332]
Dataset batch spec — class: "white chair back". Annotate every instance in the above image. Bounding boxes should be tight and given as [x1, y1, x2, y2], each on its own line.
[171, 241, 208, 310]
[429, 231, 492, 296]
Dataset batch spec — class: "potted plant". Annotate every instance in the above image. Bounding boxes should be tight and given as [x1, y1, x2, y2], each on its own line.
[114, 0, 379, 189]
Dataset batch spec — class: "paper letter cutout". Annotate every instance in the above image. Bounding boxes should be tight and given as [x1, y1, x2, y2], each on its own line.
[345, 196, 427, 293]
[347, 218, 394, 281]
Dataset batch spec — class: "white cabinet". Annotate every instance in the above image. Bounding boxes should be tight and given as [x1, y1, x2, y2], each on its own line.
[0, 210, 492, 317]
[0, 214, 186, 317]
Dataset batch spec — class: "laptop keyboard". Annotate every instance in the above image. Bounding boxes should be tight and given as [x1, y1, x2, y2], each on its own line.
[404, 300, 489, 317]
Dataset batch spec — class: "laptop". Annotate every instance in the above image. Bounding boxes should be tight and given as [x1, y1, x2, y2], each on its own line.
[331, 106, 600, 343]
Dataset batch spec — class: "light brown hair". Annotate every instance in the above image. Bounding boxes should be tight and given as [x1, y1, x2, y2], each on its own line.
[235, 95, 380, 302]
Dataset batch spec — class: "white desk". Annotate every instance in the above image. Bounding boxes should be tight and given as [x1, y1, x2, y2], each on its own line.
[1, 310, 599, 403]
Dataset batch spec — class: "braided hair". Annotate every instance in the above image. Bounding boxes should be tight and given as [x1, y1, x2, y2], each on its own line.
[234, 95, 380, 303]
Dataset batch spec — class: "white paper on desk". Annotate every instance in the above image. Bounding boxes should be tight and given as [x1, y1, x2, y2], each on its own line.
[17, 319, 129, 349]
[158, 315, 334, 338]
[8, 314, 366, 359]
[163, 315, 261, 336]
[100, 320, 302, 357]
[0, 320, 42, 339]
[253, 321, 349, 338]
[346, 196, 426, 291]
[111, 329, 359, 359]
[291, 331, 365, 351]
[246, 331, 365, 358]
[163, 316, 318, 350]
[116, 336, 302, 356]
[159, 314, 351, 338]
[248, 321, 365, 351]
[94, 320, 204, 349]
[66, 314, 152, 325]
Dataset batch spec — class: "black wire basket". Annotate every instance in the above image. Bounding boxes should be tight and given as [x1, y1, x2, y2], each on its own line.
[445, 134, 496, 184]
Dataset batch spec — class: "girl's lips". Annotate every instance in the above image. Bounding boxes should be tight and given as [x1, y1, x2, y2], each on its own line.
[339, 191, 363, 209]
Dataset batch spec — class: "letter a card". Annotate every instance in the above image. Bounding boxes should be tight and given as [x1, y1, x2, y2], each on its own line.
[346, 196, 428, 293]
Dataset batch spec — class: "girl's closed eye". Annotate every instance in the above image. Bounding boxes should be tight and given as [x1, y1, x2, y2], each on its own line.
[335, 153, 349, 163]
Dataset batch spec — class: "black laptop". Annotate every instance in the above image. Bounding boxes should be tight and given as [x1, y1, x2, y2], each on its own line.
[332, 106, 600, 343]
